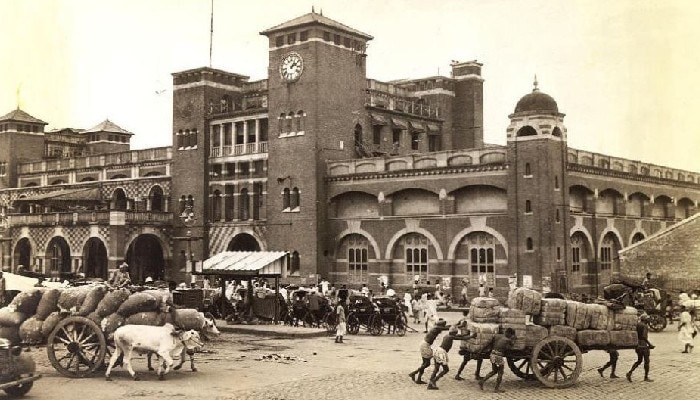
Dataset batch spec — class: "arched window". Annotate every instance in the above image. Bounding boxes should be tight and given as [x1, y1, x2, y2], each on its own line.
[111, 188, 128, 211]
[296, 110, 305, 132]
[516, 126, 537, 137]
[149, 186, 164, 211]
[239, 188, 249, 220]
[354, 124, 363, 145]
[552, 127, 562, 137]
[525, 200, 532, 214]
[404, 234, 428, 282]
[291, 187, 300, 210]
[347, 235, 368, 283]
[253, 182, 262, 220]
[282, 188, 290, 210]
[524, 163, 531, 176]
[212, 190, 222, 221]
[287, 112, 294, 133]
[278, 113, 285, 135]
[290, 251, 300, 275]
[179, 195, 187, 214]
[526, 237, 534, 251]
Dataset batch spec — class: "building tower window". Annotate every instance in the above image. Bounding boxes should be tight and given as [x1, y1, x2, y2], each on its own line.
[404, 234, 428, 282]
[347, 235, 368, 283]
[372, 125, 381, 145]
[282, 188, 291, 211]
[525, 200, 532, 214]
[470, 245, 495, 287]
[554, 175, 560, 189]
[296, 110, 305, 132]
[557, 247, 561, 261]
[571, 245, 581, 273]
[239, 188, 249, 220]
[526, 237, 534, 251]
[290, 251, 300, 275]
[278, 114, 285, 136]
[354, 124, 363, 146]
[525, 162, 531, 176]
[556, 209, 561, 223]
[411, 131, 420, 151]
[291, 187, 300, 210]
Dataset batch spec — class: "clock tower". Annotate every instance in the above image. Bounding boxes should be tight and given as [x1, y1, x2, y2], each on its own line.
[261, 12, 372, 282]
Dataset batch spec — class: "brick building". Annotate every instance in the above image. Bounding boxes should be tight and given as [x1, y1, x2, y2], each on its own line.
[1, 11, 699, 297]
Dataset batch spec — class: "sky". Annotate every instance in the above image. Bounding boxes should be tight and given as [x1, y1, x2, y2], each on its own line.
[1, 0, 700, 171]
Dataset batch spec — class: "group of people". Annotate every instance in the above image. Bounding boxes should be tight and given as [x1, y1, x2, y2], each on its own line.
[596, 313, 656, 382]
[408, 311, 515, 392]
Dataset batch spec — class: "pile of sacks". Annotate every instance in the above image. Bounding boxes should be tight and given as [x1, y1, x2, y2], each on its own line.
[0, 285, 205, 345]
[456, 288, 642, 351]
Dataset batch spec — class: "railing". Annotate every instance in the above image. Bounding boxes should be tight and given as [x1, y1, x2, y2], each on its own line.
[17, 147, 172, 174]
[365, 92, 440, 118]
[327, 147, 507, 176]
[8, 210, 172, 227]
[210, 141, 268, 158]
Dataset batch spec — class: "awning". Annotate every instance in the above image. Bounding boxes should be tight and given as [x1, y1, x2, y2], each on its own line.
[427, 123, 440, 133]
[391, 118, 408, 129]
[14, 187, 102, 203]
[409, 121, 425, 132]
[371, 114, 388, 126]
[202, 251, 288, 277]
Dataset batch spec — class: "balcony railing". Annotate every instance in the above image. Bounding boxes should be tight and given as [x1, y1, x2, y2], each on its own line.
[8, 211, 172, 227]
[210, 141, 268, 158]
[18, 147, 172, 174]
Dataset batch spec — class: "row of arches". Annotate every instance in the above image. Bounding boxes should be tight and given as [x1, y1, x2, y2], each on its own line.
[15, 185, 167, 214]
[570, 186, 695, 219]
[13, 234, 165, 283]
[278, 111, 306, 135]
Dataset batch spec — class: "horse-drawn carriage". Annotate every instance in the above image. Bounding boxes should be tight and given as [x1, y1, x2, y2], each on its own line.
[284, 288, 332, 328]
[345, 295, 408, 336]
[604, 280, 669, 332]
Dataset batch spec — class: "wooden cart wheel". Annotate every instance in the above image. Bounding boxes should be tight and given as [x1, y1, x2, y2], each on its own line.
[647, 313, 667, 332]
[347, 313, 360, 335]
[507, 357, 537, 381]
[531, 336, 582, 388]
[395, 313, 407, 337]
[47, 316, 107, 378]
[323, 312, 338, 335]
[369, 314, 384, 336]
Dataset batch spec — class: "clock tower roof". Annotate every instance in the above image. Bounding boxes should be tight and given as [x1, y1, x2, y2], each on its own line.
[260, 11, 373, 40]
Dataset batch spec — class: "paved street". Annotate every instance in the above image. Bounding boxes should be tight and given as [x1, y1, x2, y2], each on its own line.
[13, 313, 700, 399]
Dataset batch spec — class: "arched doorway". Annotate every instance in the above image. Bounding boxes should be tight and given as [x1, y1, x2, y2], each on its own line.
[570, 232, 591, 291]
[126, 234, 165, 284]
[453, 231, 506, 293]
[631, 232, 645, 244]
[13, 238, 32, 271]
[46, 237, 71, 279]
[227, 233, 260, 251]
[83, 238, 108, 280]
[599, 232, 622, 289]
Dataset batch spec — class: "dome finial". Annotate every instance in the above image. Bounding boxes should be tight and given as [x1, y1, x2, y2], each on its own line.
[533, 74, 539, 92]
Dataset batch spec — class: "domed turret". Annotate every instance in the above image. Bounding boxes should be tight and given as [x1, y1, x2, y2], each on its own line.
[513, 76, 559, 114]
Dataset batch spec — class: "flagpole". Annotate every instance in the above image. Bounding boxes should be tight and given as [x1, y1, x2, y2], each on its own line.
[209, 0, 214, 68]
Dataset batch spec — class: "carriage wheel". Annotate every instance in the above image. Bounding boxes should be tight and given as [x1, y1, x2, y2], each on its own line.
[530, 336, 582, 388]
[47, 316, 107, 378]
[647, 313, 667, 332]
[347, 313, 360, 335]
[369, 314, 384, 336]
[507, 357, 536, 381]
[395, 313, 407, 337]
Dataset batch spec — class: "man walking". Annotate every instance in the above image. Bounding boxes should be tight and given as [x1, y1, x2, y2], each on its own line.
[479, 328, 516, 393]
[454, 310, 484, 381]
[626, 314, 655, 382]
[409, 319, 449, 384]
[597, 350, 619, 378]
[334, 299, 346, 344]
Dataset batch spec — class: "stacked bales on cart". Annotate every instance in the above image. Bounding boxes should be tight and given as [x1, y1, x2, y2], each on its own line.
[507, 288, 542, 315]
[19, 316, 44, 344]
[40, 312, 63, 338]
[468, 297, 500, 323]
[607, 306, 638, 331]
[76, 286, 108, 317]
[96, 289, 131, 318]
[0, 307, 29, 344]
[10, 289, 43, 315]
[524, 324, 549, 348]
[535, 298, 566, 326]
[587, 304, 609, 330]
[117, 292, 161, 317]
[463, 322, 499, 353]
[549, 325, 577, 342]
[577, 329, 610, 346]
[126, 311, 166, 326]
[609, 330, 638, 347]
[498, 308, 527, 350]
[101, 313, 126, 336]
[58, 286, 92, 313]
[35, 288, 61, 320]
[165, 309, 207, 330]
[565, 300, 589, 330]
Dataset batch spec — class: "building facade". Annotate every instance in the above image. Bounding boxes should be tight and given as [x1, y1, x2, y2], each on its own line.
[1, 11, 699, 298]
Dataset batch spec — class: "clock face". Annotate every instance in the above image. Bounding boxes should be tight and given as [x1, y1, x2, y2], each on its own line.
[280, 52, 304, 82]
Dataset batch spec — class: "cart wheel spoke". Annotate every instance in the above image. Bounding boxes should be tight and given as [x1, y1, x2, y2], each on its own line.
[558, 366, 569, 379]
